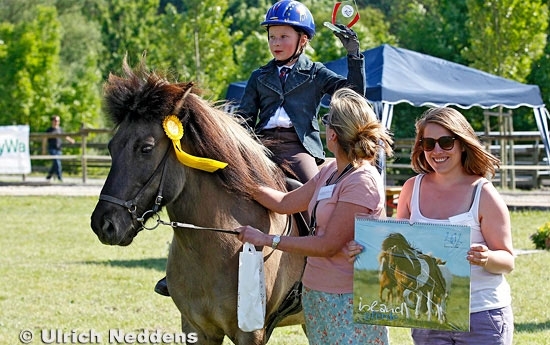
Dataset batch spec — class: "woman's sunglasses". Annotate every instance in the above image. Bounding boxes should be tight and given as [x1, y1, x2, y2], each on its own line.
[321, 114, 331, 126]
[420, 136, 457, 151]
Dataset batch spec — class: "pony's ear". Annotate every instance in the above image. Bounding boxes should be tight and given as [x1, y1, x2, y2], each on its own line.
[182, 82, 194, 94]
[172, 82, 195, 116]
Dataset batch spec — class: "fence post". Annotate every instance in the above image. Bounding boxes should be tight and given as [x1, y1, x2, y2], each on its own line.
[81, 128, 88, 184]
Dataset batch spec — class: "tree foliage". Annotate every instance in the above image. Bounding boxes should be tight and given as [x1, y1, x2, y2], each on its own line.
[0, 5, 62, 131]
[464, 0, 548, 82]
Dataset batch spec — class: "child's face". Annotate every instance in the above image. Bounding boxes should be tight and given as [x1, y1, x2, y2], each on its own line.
[267, 25, 307, 63]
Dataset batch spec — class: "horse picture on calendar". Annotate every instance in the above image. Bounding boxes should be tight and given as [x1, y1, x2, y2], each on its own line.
[353, 217, 471, 332]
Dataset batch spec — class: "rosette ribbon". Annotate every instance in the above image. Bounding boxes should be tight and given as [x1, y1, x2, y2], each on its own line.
[163, 115, 228, 172]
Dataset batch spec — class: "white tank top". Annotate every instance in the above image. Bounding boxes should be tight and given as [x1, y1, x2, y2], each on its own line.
[410, 175, 511, 313]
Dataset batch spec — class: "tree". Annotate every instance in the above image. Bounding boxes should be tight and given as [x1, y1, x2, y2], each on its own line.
[386, 0, 469, 64]
[56, 10, 104, 128]
[463, 0, 548, 132]
[227, 0, 271, 80]
[83, 0, 162, 76]
[0, 5, 62, 131]
[157, 0, 238, 98]
[464, 0, 548, 83]
[529, 36, 550, 107]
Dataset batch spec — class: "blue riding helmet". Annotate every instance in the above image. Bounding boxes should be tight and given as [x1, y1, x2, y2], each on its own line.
[261, 0, 316, 39]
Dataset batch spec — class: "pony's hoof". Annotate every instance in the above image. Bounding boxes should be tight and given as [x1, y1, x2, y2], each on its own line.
[154, 277, 170, 297]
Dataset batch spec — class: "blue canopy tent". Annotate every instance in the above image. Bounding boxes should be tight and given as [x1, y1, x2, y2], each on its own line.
[226, 44, 550, 166]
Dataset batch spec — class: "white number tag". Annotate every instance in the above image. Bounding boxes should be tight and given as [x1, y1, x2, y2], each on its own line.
[317, 185, 335, 201]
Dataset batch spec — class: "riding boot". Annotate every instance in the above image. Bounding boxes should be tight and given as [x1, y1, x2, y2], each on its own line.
[154, 276, 170, 296]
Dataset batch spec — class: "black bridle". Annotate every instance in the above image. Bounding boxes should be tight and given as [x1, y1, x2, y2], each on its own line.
[98, 140, 293, 237]
[98, 147, 171, 230]
[98, 146, 245, 234]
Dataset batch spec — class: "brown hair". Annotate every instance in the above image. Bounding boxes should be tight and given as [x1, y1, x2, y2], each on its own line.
[411, 107, 500, 177]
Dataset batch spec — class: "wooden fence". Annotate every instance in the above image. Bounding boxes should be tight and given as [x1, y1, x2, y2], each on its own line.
[385, 131, 549, 189]
[28, 128, 112, 183]
[17, 129, 550, 189]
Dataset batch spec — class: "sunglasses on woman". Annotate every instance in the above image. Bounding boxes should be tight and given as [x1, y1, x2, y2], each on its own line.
[420, 136, 457, 151]
[321, 114, 332, 126]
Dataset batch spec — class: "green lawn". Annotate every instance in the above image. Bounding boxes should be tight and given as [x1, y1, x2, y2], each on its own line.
[0, 196, 548, 344]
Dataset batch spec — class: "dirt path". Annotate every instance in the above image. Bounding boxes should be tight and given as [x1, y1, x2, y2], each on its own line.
[0, 176, 103, 196]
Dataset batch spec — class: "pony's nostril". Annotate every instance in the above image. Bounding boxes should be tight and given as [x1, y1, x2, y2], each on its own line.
[93, 218, 117, 245]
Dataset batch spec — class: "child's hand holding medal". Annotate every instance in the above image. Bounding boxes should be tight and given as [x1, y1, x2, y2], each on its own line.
[324, 1, 361, 57]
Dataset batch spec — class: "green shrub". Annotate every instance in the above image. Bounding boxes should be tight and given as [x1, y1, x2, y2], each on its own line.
[530, 222, 550, 250]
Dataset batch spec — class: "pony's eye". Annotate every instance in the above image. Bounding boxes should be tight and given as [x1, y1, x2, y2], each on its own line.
[141, 145, 154, 154]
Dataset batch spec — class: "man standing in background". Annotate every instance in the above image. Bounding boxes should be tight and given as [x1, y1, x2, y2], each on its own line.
[45, 115, 74, 182]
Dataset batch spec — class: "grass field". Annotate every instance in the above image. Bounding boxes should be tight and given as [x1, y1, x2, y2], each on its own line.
[0, 195, 548, 344]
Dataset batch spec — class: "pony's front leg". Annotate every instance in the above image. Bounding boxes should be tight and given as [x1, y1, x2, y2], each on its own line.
[414, 293, 422, 319]
[181, 317, 224, 345]
[402, 289, 415, 319]
[399, 301, 410, 318]
[436, 299, 446, 323]
[234, 329, 265, 345]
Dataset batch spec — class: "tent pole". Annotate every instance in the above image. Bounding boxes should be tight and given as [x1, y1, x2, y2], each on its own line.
[534, 107, 550, 165]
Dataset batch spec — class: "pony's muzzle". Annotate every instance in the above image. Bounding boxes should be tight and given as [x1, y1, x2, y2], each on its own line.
[90, 207, 137, 246]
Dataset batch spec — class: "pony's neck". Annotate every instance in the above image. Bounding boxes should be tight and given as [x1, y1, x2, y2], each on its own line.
[170, 173, 280, 233]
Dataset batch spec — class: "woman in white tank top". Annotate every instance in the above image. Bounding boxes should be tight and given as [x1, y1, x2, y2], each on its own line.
[397, 107, 514, 345]
[347, 107, 514, 345]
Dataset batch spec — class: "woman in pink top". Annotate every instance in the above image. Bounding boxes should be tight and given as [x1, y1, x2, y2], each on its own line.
[236, 88, 393, 344]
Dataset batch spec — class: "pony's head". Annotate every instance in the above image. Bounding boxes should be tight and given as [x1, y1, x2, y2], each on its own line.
[91, 58, 286, 245]
[381, 232, 414, 251]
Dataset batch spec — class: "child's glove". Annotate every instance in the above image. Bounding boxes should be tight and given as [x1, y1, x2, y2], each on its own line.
[333, 24, 360, 58]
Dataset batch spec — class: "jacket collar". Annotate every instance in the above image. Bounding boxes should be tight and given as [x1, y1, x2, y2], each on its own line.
[262, 54, 313, 73]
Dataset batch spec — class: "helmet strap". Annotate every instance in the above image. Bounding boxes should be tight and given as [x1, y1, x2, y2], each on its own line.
[275, 33, 305, 67]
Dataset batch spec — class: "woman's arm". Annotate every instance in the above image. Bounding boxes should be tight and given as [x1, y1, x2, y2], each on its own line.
[253, 179, 315, 214]
[395, 177, 414, 219]
[470, 183, 515, 274]
[237, 201, 370, 257]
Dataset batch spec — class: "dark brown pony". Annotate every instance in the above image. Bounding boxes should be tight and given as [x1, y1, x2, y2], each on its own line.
[382, 233, 448, 323]
[90, 59, 305, 344]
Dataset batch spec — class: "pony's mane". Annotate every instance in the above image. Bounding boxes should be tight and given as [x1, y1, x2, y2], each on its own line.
[382, 232, 421, 255]
[103, 58, 287, 197]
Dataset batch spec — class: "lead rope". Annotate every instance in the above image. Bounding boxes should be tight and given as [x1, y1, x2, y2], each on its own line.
[140, 210, 292, 238]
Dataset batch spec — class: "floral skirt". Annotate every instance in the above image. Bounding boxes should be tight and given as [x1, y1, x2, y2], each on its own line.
[302, 286, 389, 345]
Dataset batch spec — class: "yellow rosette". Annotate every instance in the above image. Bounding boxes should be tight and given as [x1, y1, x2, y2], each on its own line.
[162, 115, 228, 172]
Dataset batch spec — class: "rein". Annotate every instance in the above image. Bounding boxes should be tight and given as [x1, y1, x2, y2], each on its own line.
[144, 210, 293, 238]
